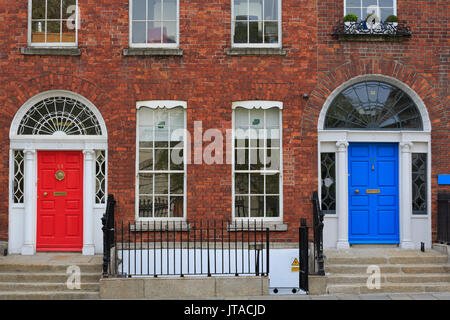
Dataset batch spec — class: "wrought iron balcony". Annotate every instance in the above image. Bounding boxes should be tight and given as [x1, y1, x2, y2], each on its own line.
[333, 21, 411, 41]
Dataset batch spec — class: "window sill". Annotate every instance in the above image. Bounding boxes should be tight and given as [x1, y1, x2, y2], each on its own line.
[130, 221, 190, 232]
[226, 47, 287, 56]
[21, 47, 81, 56]
[227, 221, 287, 232]
[123, 48, 183, 57]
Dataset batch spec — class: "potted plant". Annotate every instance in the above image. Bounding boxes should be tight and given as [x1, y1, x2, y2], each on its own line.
[384, 14, 399, 34]
[343, 14, 358, 33]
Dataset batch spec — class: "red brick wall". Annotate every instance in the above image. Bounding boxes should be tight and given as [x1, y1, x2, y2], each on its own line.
[0, 0, 448, 243]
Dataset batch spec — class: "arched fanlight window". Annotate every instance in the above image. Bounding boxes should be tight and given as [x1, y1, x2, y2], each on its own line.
[324, 81, 423, 130]
[18, 96, 102, 135]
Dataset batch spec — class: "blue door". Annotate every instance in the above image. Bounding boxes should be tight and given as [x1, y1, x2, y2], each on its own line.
[348, 143, 399, 244]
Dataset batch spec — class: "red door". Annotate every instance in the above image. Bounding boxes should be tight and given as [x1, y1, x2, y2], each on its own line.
[37, 151, 83, 251]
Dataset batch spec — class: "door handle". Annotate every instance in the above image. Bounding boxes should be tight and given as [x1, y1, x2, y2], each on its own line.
[43, 192, 48, 196]
[355, 189, 359, 194]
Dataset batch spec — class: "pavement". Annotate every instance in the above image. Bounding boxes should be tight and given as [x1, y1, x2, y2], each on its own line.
[189, 292, 450, 300]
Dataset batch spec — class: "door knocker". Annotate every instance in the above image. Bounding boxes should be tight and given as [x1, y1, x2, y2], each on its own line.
[55, 170, 65, 181]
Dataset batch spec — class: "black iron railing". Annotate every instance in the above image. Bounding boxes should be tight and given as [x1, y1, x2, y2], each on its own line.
[102, 194, 116, 277]
[107, 219, 270, 278]
[333, 21, 411, 38]
[437, 193, 450, 244]
[312, 191, 325, 276]
[299, 218, 309, 293]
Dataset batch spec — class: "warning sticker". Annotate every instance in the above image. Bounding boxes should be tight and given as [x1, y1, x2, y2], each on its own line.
[291, 258, 300, 272]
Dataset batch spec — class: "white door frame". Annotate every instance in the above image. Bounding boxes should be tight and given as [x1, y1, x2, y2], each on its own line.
[317, 75, 432, 249]
[8, 90, 108, 255]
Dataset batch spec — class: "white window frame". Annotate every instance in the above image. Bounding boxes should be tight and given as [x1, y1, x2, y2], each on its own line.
[135, 101, 187, 221]
[129, 0, 180, 49]
[344, 0, 397, 21]
[231, 0, 282, 48]
[28, 0, 79, 47]
[231, 101, 283, 222]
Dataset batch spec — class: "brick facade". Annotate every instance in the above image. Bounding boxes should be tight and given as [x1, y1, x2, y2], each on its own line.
[0, 1, 448, 244]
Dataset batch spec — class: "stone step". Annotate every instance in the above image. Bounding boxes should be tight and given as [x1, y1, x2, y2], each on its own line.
[0, 291, 99, 300]
[0, 272, 101, 283]
[327, 282, 450, 295]
[0, 263, 102, 273]
[327, 273, 450, 285]
[325, 264, 450, 274]
[0, 282, 100, 292]
[325, 255, 448, 265]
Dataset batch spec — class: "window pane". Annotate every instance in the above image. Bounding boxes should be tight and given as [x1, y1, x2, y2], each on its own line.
[132, 21, 147, 43]
[235, 148, 249, 170]
[346, 0, 361, 7]
[31, 21, 46, 42]
[234, 0, 248, 20]
[249, 0, 263, 20]
[62, 0, 77, 19]
[154, 173, 168, 194]
[170, 196, 183, 217]
[32, 0, 46, 19]
[362, 0, 377, 7]
[321, 153, 336, 213]
[154, 109, 169, 141]
[170, 148, 184, 170]
[266, 196, 279, 217]
[249, 149, 264, 170]
[235, 173, 249, 194]
[379, 0, 394, 7]
[264, 21, 278, 43]
[235, 196, 249, 217]
[346, 7, 361, 20]
[250, 196, 264, 217]
[265, 173, 279, 194]
[170, 173, 184, 194]
[380, 8, 395, 21]
[148, 0, 162, 20]
[412, 153, 427, 214]
[47, 0, 62, 19]
[250, 173, 264, 194]
[139, 196, 153, 217]
[147, 21, 162, 43]
[163, 0, 177, 20]
[154, 149, 169, 170]
[139, 149, 154, 170]
[154, 196, 169, 217]
[266, 148, 280, 170]
[264, 0, 278, 20]
[13, 150, 24, 204]
[133, 0, 147, 20]
[139, 173, 154, 194]
[61, 22, 76, 42]
[47, 21, 61, 42]
[249, 21, 262, 43]
[162, 21, 177, 43]
[234, 21, 248, 43]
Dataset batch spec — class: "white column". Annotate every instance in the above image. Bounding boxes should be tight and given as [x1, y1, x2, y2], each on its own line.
[400, 142, 414, 249]
[82, 149, 96, 255]
[336, 141, 350, 249]
[21, 149, 36, 255]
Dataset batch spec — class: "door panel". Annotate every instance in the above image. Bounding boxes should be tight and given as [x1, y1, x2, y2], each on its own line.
[348, 143, 399, 243]
[37, 151, 83, 251]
